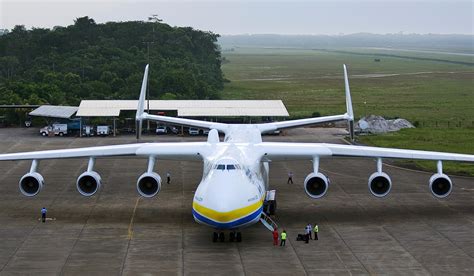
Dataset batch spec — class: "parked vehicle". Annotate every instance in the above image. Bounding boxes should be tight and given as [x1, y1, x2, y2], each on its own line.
[156, 126, 168, 135]
[96, 125, 110, 136]
[121, 127, 135, 134]
[170, 126, 179, 134]
[188, 127, 200, 135]
[83, 125, 94, 137]
[40, 124, 68, 137]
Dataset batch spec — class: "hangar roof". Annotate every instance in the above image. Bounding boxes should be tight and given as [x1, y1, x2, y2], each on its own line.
[29, 105, 79, 119]
[76, 100, 289, 117]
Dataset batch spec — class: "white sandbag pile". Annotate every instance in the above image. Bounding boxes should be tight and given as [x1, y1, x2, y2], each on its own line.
[355, 115, 415, 134]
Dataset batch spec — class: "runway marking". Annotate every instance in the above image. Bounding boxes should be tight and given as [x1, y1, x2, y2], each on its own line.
[120, 196, 141, 275]
[127, 197, 141, 240]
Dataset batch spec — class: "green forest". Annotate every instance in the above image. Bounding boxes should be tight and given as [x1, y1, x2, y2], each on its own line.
[0, 17, 225, 106]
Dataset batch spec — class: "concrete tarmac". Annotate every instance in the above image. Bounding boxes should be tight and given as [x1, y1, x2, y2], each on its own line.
[0, 128, 473, 275]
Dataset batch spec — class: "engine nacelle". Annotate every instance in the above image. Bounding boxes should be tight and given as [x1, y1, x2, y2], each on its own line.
[429, 173, 452, 198]
[76, 171, 102, 196]
[368, 172, 392, 198]
[19, 172, 44, 197]
[304, 172, 329, 199]
[137, 172, 161, 198]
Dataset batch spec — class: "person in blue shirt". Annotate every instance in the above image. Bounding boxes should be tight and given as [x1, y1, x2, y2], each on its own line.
[41, 207, 47, 223]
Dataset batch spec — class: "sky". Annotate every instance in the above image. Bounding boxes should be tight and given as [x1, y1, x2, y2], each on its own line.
[0, 0, 473, 35]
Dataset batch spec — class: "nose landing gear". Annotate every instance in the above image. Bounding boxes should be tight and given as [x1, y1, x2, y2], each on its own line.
[212, 231, 242, 242]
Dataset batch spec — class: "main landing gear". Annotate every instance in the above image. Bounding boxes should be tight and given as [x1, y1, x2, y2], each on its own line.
[213, 231, 242, 242]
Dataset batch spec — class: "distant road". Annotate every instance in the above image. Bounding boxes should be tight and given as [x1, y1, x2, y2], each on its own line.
[363, 47, 474, 57]
[318, 49, 474, 66]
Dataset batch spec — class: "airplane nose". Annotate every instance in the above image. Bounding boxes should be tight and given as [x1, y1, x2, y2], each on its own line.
[192, 173, 263, 228]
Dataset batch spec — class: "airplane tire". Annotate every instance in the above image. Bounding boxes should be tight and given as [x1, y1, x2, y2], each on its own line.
[229, 232, 235, 242]
[236, 232, 242, 242]
[212, 232, 218, 242]
[219, 232, 225, 242]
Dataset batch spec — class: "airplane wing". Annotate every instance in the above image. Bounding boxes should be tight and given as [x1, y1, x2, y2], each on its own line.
[0, 141, 210, 197]
[257, 64, 355, 140]
[257, 142, 474, 162]
[0, 142, 209, 161]
[257, 142, 473, 199]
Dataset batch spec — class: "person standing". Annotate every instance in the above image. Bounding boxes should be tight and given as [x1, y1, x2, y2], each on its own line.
[313, 223, 319, 240]
[41, 207, 47, 223]
[305, 224, 310, 243]
[272, 228, 279, 246]
[287, 172, 293, 184]
[280, 230, 287, 246]
[308, 223, 313, 240]
[166, 171, 171, 184]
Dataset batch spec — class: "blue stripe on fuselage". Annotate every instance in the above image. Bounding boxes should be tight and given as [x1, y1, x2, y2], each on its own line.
[192, 206, 263, 229]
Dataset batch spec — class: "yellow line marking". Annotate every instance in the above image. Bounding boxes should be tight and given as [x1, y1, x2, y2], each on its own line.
[127, 197, 140, 239]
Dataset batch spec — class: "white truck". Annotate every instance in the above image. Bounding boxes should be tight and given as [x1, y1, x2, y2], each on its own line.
[40, 124, 68, 137]
[96, 125, 110, 136]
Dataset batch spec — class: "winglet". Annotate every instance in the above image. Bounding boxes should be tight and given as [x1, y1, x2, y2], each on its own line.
[343, 64, 355, 141]
[136, 64, 149, 140]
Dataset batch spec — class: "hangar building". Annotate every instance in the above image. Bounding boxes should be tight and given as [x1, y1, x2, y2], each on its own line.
[31, 100, 290, 136]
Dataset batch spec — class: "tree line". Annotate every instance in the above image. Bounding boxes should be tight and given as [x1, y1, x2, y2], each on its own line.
[0, 17, 225, 107]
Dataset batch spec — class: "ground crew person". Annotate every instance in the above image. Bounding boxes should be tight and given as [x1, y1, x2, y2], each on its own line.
[305, 224, 310, 243]
[280, 230, 287, 246]
[287, 172, 293, 184]
[166, 171, 171, 184]
[313, 223, 319, 240]
[272, 228, 279, 246]
[307, 223, 313, 240]
[41, 207, 47, 223]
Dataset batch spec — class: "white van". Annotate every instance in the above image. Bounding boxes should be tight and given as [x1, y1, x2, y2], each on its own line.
[96, 125, 110, 136]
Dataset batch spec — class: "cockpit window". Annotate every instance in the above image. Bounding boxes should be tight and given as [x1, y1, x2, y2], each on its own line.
[214, 164, 241, 171]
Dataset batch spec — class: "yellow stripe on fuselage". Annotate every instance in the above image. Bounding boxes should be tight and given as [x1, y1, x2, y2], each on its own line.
[193, 199, 263, 223]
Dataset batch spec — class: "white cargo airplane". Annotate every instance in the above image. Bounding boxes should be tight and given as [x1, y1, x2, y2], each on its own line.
[1, 65, 473, 241]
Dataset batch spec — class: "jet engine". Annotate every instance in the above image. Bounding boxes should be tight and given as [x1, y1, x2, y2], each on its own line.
[304, 172, 329, 199]
[429, 173, 452, 198]
[76, 171, 102, 196]
[368, 172, 392, 198]
[137, 172, 161, 198]
[19, 172, 44, 197]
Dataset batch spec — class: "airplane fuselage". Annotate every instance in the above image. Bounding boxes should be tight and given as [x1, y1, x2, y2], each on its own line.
[192, 126, 269, 230]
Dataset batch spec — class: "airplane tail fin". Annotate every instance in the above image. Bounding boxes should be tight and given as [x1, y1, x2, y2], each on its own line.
[343, 64, 355, 141]
[257, 64, 356, 137]
[133, 64, 228, 135]
[136, 64, 149, 140]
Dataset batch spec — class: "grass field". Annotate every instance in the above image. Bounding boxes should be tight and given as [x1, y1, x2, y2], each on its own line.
[221, 47, 474, 175]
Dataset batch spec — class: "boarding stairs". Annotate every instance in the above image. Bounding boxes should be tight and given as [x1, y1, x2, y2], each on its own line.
[260, 212, 278, 232]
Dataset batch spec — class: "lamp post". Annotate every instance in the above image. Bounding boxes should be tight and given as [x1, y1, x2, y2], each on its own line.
[142, 14, 161, 133]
